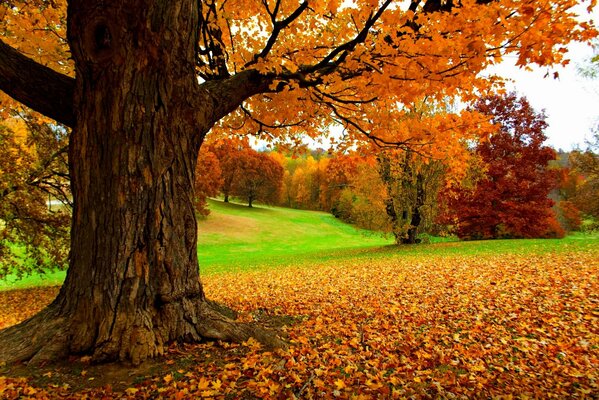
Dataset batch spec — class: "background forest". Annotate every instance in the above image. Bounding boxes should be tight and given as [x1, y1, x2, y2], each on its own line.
[194, 93, 599, 245]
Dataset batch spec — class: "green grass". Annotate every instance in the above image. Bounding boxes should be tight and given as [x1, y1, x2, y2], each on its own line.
[1, 198, 598, 290]
[197, 199, 392, 274]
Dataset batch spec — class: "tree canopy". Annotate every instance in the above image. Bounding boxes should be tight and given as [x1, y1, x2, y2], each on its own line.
[440, 93, 562, 239]
[2, 0, 596, 151]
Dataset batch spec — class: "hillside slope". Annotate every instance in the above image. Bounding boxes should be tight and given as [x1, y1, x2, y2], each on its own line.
[198, 199, 391, 274]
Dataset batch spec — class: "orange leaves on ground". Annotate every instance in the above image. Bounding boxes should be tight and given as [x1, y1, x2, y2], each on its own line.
[1, 250, 598, 398]
[0, 287, 58, 329]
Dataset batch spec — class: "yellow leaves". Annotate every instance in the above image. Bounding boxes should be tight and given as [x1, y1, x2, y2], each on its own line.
[333, 378, 346, 390]
[125, 387, 139, 395]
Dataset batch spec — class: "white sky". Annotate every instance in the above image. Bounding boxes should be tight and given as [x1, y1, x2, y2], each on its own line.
[487, 3, 598, 151]
[489, 41, 599, 151]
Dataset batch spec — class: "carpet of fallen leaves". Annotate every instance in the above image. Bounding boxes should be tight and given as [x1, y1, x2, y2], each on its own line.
[1, 250, 598, 399]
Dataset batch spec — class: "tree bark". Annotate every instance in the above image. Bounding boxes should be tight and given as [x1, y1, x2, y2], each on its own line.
[0, 0, 283, 366]
[401, 173, 424, 244]
[376, 153, 402, 244]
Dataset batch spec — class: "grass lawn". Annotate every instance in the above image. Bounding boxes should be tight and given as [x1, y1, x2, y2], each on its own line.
[1, 198, 597, 290]
[197, 199, 393, 274]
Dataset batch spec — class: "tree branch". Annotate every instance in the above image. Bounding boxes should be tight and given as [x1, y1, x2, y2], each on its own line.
[0, 40, 75, 127]
[246, 0, 310, 67]
[201, 69, 276, 124]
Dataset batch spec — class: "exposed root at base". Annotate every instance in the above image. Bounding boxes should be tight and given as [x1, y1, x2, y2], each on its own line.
[0, 298, 287, 366]
[0, 303, 68, 366]
[197, 300, 288, 351]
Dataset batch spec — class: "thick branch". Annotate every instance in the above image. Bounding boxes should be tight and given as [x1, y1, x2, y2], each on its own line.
[0, 40, 75, 127]
[201, 69, 275, 124]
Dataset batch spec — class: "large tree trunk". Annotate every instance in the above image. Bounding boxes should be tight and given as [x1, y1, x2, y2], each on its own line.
[0, 0, 282, 366]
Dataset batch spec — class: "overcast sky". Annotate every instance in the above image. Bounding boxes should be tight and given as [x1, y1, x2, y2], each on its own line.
[489, 42, 598, 151]
[488, 2, 598, 151]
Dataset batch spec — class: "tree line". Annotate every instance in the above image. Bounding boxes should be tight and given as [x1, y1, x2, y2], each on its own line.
[196, 93, 599, 243]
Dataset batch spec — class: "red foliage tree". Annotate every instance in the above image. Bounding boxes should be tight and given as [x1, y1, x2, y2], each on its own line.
[231, 150, 284, 208]
[194, 148, 223, 216]
[207, 138, 248, 203]
[442, 93, 562, 239]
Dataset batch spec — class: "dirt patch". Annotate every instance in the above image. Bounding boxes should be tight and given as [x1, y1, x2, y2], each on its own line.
[198, 213, 260, 242]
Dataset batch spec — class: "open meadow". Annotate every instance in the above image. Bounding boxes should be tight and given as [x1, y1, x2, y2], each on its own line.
[1, 201, 597, 398]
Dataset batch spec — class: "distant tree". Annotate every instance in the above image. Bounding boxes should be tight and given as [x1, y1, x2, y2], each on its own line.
[0, 114, 70, 278]
[207, 138, 248, 202]
[378, 150, 446, 244]
[569, 134, 599, 219]
[231, 150, 284, 208]
[442, 93, 562, 239]
[194, 149, 223, 216]
[325, 154, 362, 217]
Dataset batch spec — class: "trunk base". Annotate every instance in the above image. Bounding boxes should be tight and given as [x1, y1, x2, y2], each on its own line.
[0, 298, 286, 366]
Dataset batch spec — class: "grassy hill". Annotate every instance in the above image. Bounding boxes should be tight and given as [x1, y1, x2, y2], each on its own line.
[197, 199, 392, 274]
[2, 198, 598, 290]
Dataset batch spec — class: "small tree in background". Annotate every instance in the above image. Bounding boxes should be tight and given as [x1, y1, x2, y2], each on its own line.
[207, 138, 247, 203]
[441, 93, 562, 239]
[0, 114, 70, 278]
[377, 150, 446, 244]
[231, 150, 284, 208]
[569, 134, 599, 221]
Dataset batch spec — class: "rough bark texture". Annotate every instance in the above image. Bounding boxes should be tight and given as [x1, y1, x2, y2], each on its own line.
[377, 152, 425, 245]
[376, 154, 403, 244]
[0, 0, 283, 366]
[402, 173, 424, 245]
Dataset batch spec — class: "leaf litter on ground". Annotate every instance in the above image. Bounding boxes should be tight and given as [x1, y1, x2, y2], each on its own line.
[0, 249, 597, 399]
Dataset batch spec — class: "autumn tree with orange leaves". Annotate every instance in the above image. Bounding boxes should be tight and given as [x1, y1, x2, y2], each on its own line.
[0, 0, 596, 365]
[569, 134, 599, 221]
[194, 148, 224, 216]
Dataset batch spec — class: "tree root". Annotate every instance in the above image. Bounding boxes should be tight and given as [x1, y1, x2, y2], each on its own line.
[196, 301, 288, 351]
[0, 297, 287, 366]
[0, 302, 68, 365]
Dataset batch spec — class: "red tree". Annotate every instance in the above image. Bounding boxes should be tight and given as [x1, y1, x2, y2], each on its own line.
[231, 150, 284, 208]
[194, 149, 223, 216]
[207, 138, 249, 203]
[442, 93, 562, 239]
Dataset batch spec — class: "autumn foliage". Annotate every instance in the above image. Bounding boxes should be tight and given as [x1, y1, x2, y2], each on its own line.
[230, 150, 284, 207]
[194, 149, 223, 216]
[0, 114, 70, 278]
[569, 134, 599, 221]
[1, 0, 598, 369]
[197, 139, 284, 209]
[440, 93, 562, 239]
